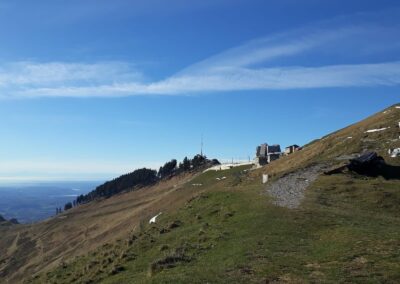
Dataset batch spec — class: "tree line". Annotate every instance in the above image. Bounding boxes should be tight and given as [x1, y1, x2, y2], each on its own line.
[61, 154, 219, 212]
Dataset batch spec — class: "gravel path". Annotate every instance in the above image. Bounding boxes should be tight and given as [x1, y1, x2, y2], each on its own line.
[266, 165, 324, 209]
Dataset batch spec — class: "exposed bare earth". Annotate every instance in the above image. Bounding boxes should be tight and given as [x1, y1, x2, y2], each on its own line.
[266, 165, 326, 209]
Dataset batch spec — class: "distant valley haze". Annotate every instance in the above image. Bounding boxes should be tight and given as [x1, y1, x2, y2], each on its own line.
[0, 181, 99, 223]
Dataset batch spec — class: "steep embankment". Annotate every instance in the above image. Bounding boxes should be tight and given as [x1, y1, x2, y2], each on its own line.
[2, 104, 400, 283]
[0, 172, 203, 283]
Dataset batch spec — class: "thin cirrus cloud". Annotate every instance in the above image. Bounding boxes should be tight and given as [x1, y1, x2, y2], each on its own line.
[178, 24, 372, 73]
[15, 60, 400, 98]
[1, 18, 400, 98]
[0, 61, 142, 86]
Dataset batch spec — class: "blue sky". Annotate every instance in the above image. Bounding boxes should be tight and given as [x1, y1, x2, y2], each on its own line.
[0, 0, 399, 182]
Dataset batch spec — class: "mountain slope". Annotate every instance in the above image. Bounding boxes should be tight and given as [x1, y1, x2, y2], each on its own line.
[1, 104, 400, 283]
[0, 172, 202, 283]
[256, 104, 400, 178]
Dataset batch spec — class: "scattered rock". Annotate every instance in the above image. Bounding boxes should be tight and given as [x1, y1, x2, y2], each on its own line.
[348, 152, 387, 176]
[266, 165, 325, 209]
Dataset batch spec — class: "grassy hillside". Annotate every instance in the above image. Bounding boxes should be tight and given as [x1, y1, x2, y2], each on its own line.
[1, 104, 400, 283]
[29, 167, 400, 283]
[0, 172, 201, 283]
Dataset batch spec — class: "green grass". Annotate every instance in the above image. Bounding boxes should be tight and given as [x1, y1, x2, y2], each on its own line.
[28, 165, 400, 284]
[23, 106, 400, 283]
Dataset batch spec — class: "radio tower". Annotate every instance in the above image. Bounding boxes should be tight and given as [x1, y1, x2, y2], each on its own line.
[201, 134, 204, 157]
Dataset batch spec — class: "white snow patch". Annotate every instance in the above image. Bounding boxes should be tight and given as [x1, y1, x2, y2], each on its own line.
[149, 212, 162, 224]
[347, 136, 353, 139]
[395, 106, 400, 109]
[389, 148, 400, 158]
[192, 183, 203, 187]
[365, 127, 389, 133]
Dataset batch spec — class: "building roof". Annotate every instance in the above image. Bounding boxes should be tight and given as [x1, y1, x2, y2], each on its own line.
[285, 144, 300, 149]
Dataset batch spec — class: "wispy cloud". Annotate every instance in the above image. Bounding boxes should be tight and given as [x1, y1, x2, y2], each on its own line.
[158, 62, 400, 92]
[179, 25, 364, 73]
[0, 61, 142, 86]
[11, 61, 400, 98]
[1, 11, 400, 99]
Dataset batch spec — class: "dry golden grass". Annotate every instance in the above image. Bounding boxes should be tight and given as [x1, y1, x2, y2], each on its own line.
[253, 104, 400, 179]
[0, 171, 207, 283]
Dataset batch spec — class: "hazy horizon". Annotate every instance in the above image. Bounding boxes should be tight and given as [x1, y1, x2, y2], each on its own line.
[0, 181, 98, 223]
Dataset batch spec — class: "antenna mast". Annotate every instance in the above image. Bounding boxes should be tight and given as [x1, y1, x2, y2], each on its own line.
[201, 134, 203, 156]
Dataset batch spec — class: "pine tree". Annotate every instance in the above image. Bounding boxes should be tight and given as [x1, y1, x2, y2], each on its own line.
[182, 156, 191, 171]
[64, 202, 73, 211]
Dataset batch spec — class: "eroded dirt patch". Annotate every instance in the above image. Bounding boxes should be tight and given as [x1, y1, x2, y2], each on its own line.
[266, 165, 325, 209]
